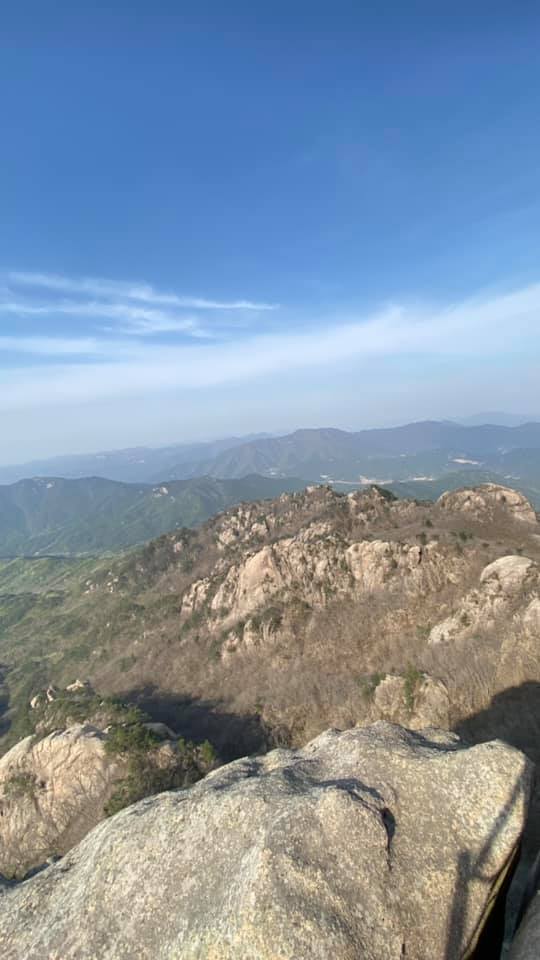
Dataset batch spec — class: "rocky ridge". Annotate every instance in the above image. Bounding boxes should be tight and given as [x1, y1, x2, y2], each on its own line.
[3, 482, 539, 765]
[437, 484, 538, 525]
[177, 484, 534, 661]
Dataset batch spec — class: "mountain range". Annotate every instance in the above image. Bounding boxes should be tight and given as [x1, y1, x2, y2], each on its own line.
[173, 421, 540, 486]
[0, 474, 304, 556]
[3, 421, 540, 492]
[2, 418, 540, 483]
[0, 435, 272, 486]
[1, 419, 540, 558]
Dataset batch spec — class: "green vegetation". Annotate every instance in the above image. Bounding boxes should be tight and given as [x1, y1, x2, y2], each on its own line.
[249, 604, 284, 632]
[25, 689, 148, 743]
[0, 475, 304, 557]
[2, 681, 219, 817]
[359, 673, 385, 699]
[198, 739, 216, 766]
[403, 664, 424, 712]
[105, 721, 159, 756]
[180, 608, 207, 636]
[103, 719, 215, 817]
[371, 485, 397, 502]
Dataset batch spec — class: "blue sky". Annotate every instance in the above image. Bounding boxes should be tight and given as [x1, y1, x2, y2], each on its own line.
[1, 2, 540, 462]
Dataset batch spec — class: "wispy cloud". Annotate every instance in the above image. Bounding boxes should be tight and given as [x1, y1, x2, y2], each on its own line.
[0, 336, 109, 356]
[0, 298, 205, 336]
[1, 280, 538, 410]
[7, 271, 278, 311]
[0, 270, 278, 342]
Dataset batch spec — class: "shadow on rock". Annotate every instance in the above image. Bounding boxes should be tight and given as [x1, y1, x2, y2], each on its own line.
[452, 682, 540, 959]
[455, 682, 540, 853]
[449, 777, 526, 959]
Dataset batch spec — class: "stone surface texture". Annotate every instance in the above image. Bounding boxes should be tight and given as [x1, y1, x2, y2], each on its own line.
[437, 484, 537, 525]
[0, 724, 125, 878]
[0, 722, 532, 960]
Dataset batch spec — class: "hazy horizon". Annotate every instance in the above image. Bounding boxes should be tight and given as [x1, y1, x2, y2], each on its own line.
[1, 410, 540, 470]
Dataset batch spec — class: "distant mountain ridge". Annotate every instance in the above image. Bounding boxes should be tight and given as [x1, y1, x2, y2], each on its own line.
[3, 419, 540, 486]
[170, 423, 540, 510]
[0, 475, 304, 556]
[454, 411, 540, 427]
[189, 421, 540, 479]
[3, 421, 540, 556]
[0, 434, 273, 485]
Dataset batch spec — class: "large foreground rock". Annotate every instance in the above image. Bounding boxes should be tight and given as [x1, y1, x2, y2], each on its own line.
[0, 723, 532, 960]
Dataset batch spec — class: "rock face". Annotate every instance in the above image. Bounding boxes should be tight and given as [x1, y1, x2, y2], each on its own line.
[182, 512, 465, 654]
[437, 483, 537, 525]
[0, 723, 532, 960]
[429, 555, 539, 647]
[0, 724, 125, 878]
[174, 482, 540, 671]
[370, 673, 451, 729]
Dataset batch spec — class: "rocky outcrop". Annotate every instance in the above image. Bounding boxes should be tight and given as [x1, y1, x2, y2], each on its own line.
[170, 483, 540, 683]
[183, 528, 464, 652]
[369, 673, 450, 729]
[429, 555, 539, 647]
[437, 484, 537, 525]
[0, 724, 126, 878]
[0, 723, 532, 959]
[0, 686, 213, 879]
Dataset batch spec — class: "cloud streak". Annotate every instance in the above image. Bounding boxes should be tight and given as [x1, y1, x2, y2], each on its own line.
[0, 299, 205, 336]
[0, 269, 278, 341]
[7, 271, 278, 311]
[1, 280, 538, 411]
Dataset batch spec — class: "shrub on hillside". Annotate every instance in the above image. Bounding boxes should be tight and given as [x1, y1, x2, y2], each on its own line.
[104, 721, 158, 756]
[104, 731, 216, 817]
